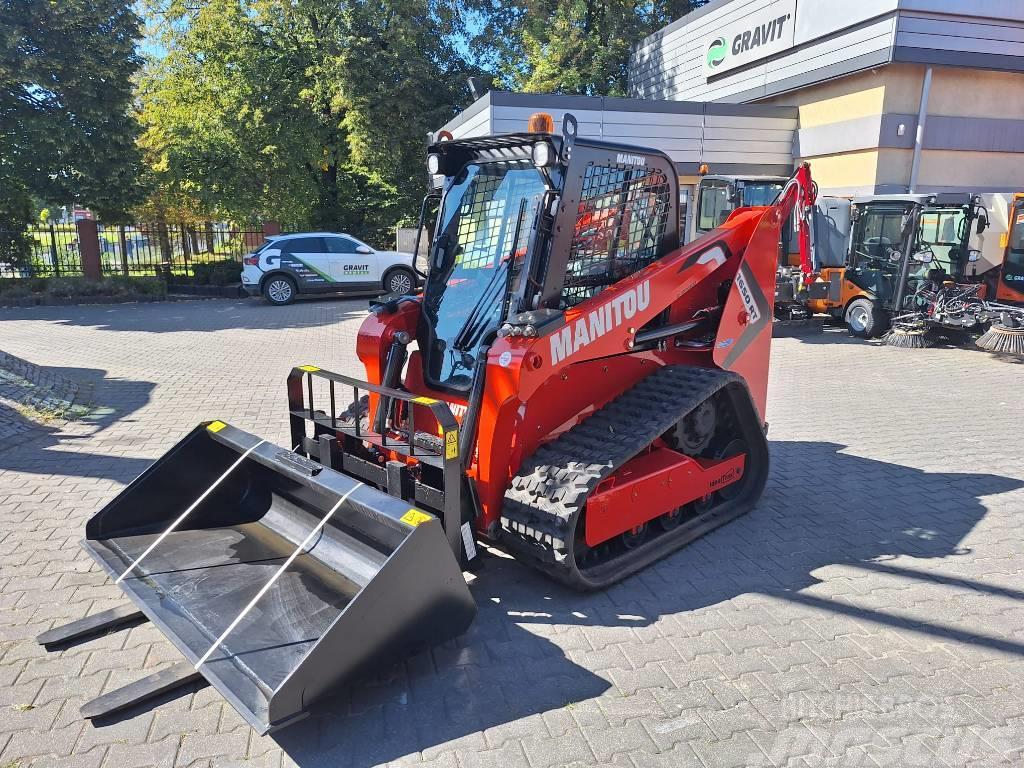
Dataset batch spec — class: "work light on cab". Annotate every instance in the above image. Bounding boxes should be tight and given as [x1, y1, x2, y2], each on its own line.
[531, 141, 554, 167]
[426, 153, 441, 175]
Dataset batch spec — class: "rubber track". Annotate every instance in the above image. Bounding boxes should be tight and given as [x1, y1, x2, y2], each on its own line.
[501, 365, 751, 588]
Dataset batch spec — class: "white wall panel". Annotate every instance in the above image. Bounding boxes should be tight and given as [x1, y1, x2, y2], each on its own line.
[439, 94, 797, 173]
[631, 0, 1024, 104]
[450, 110, 490, 139]
[898, 0, 1024, 22]
[795, 0, 897, 45]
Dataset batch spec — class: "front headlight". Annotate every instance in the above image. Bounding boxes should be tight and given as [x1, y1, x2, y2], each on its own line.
[532, 141, 553, 167]
[427, 153, 441, 175]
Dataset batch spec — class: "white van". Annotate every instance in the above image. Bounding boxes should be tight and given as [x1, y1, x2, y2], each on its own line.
[240, 232, 419, 305]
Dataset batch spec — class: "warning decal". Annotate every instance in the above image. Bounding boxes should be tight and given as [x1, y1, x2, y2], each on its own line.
[400, 509, 433, 527]
[444, 429, 459, 460]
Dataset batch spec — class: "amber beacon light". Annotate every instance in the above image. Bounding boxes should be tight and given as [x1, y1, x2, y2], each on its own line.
[527, 112, 555, 134]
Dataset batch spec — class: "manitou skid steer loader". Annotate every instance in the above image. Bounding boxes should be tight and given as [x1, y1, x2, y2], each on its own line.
[39, 114, 816, 733]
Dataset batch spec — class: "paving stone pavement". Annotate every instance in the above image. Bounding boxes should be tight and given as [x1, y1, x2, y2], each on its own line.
[0, 350, 92, 442]
[1, 297, 1023, 768]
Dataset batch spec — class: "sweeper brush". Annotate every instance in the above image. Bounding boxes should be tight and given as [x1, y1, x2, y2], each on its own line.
[976, 320, 1024, 356]
[882, 320, 931, 349]
[37, 115, 819, 733]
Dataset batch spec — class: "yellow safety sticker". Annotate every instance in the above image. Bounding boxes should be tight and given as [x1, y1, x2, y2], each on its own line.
[400, 509, 434, 527]
[412, 396, 438, 405]
[207, 420, 227, 433]
[298, 365, 320, 372]
[444, 429, 459, 460]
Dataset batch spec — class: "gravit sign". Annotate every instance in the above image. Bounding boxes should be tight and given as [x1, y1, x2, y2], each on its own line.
[703, 0, 797, 78]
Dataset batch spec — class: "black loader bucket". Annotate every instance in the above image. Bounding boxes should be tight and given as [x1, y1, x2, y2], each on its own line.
[82, 421, 476, 733]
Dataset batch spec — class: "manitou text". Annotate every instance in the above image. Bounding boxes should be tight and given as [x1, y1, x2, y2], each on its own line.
[550, 281, 651, 364]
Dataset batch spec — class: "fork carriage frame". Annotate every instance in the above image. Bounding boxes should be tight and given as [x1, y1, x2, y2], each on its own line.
[287, 365, 467, 561]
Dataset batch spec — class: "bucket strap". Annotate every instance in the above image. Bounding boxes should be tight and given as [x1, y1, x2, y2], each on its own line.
[195, 482, 364, 669]
[115, 440, 266, 584]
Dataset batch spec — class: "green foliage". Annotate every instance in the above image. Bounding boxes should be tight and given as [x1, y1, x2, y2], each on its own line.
[138, 0, 471, 245]
[0, 276, 166, 300]
[0, 185, 33, 269]
[479, 0, 706, 96]
[0, 0, 146, 230]
[189, 259, 242, 286]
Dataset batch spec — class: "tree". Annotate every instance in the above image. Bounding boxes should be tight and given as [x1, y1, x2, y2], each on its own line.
[477, 0, 707, 97]
[0, 0, 146, 247]
[138, 0, 472, 245]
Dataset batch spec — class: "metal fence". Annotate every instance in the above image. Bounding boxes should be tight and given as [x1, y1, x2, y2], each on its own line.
[1, 222, 270, 279]
[97, 223, 266, 277]
[11, 224, 83, 278]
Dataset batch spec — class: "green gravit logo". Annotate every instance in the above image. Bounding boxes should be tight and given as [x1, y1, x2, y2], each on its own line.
[706, 36, 727, 69]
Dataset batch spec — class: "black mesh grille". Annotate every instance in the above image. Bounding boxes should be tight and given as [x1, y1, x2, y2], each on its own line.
[561, 162, 671, 307]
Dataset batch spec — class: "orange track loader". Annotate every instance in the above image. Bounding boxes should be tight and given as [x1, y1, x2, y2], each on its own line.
[38, 114, 817, 733]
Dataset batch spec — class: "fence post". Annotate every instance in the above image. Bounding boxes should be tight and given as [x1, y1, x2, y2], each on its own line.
[76, 219, 102, 280]
[119, 226, 129, 276]
[49, 224, 60, 277]
[180, 224, 192, 276]
[262, 221, 281, 239]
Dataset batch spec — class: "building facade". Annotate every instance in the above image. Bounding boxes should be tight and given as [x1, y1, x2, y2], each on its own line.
[630, 0, 1024, 195]
[438, 90, 800, 236]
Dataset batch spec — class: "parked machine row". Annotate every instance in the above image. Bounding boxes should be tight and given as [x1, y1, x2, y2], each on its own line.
[771, 190, 1024, 350]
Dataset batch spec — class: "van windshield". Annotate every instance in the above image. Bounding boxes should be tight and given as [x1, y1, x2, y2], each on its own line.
[422, 161, 546, 390]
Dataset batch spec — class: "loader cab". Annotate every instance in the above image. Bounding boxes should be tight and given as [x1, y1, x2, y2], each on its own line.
[846, 198, 919, 308]
[420, 116, 679, 395]
[694, 173, 790, 259]
[848, 193, 988, 312]
[694, 175, 787, 234]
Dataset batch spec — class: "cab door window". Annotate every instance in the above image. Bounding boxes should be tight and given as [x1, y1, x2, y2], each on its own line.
[918, 209, 966, 276]
[853, 210, 905, 265]
[697, 182, 730, 233]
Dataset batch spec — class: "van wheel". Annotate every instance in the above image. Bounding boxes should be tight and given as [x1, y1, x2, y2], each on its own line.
[383, 267, 415, 296]
[263, 275, 297, 306]
[845, 298, 886, 338]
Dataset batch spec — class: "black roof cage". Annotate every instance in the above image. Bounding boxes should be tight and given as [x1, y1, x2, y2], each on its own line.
[428, 133, 564, 168]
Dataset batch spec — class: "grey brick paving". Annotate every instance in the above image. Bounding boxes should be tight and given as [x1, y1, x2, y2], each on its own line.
[1, 298, 1023, 767]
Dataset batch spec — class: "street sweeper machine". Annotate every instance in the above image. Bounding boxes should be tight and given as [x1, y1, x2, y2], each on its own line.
[775, 191, 1024, 351]
[38, 113, 818, 733]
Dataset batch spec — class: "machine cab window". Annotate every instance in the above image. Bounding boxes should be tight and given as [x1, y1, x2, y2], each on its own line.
[697, 180, 730, 233]
[422, 160, 547, 391]
[917, 208, 968, 278]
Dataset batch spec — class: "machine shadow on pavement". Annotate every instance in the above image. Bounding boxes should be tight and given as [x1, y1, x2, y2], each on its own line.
[272, 440, 1022, 767]
[0, 365, 155, 485]
[780, 325, 868, 346]
[0, 297, 371, 335]
[782, 325, 1024, 363]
